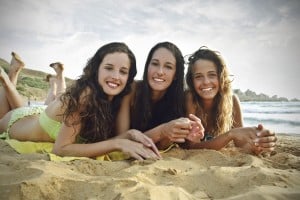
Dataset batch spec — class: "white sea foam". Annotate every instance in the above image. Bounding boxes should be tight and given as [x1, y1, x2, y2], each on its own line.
[241, 101, 300, 134]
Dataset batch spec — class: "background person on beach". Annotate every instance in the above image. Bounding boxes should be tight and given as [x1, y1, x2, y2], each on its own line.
[0, 42, 160, 160]
[184, 46, 277, 154]
[0, 52, 25, 119]
[44, 62, 66, 105]
[116, 41, 204, 149]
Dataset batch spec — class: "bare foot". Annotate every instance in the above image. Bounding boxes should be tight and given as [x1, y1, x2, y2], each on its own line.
[50, 62, 64, 76]
[10, 52, 25, 72]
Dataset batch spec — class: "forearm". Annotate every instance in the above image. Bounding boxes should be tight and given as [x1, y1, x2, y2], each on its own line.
[188, 132, 233, 150]
[156, 137, 174, 150]
[115, 131, 130, 139]
[52, 139, 122, 157]
[143, 124, 165, 143]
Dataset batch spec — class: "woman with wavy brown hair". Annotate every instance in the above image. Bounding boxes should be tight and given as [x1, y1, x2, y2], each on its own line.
[185, 46, 240, 138]
[185, 46, 277, 155]
[0, 42, 160, 160]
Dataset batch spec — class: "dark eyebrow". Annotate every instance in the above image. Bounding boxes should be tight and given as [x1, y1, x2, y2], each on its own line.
[165, 62, 175, 66]
[193, 72, 203, 74]
[120, 66, 129, 70]
[103, 63, 113, 66]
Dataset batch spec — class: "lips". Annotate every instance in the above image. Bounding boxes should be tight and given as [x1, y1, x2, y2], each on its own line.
[201, 88, 213, 91]
[107, 81, 119, 88]
[153, 77, 165, 82]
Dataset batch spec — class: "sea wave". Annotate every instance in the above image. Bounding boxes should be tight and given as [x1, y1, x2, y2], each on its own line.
[241, 101, 300, 134]
[242, 109, 300, 114]
[244, 117, 300, 126]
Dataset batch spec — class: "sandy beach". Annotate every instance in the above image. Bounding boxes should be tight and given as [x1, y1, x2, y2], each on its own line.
[0, 133, 299, 200]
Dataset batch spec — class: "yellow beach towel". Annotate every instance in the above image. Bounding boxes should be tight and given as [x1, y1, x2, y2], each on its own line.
[4, 139, 129, 161]
[3, 139, 177, 162]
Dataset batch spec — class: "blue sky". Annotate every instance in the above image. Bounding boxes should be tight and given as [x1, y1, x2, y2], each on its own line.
[0, 0, 300, 99]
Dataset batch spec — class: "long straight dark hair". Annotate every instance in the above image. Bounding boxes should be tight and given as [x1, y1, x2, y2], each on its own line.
[131, 42, 185, 131]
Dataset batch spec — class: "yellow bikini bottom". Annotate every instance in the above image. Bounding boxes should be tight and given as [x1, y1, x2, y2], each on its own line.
[38, 109, 61, 140]
[1, 106, 61, 140]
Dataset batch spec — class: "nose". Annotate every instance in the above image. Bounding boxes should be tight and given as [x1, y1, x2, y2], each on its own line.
[203, 76, 210, 84]
[112, 70, 120, 79]
[157, 66, 164, 76]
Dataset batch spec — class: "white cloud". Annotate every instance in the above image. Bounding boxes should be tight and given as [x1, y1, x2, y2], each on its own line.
[0, 0, 300, 99]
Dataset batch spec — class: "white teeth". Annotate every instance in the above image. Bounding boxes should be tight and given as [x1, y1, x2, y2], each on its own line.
[153, 78, 164, 82]
[202, 88, 212, 91]
[107, 82, 118, 88]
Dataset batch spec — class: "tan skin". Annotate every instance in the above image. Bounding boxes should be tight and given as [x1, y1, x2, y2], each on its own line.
[116, 47, 204, 149]
[44, 62, 66, 105]
[185, 58, 276, 155]
[0, 52, 160, 160]
[186, 92, 243, 132]
[0, 52, 25, 119]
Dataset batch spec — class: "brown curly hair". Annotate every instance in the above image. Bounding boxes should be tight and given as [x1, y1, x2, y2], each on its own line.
[185, 46, 233, 136]
[60, 42, 137, 143]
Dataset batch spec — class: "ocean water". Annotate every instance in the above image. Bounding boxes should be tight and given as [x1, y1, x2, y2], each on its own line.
[30, 101, 300, 134]
[241, 101, 300, 134]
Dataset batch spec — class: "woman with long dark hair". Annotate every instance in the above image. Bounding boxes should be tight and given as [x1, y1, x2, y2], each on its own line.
[116, 42, 204, 149]
[0, 42, 160, 160]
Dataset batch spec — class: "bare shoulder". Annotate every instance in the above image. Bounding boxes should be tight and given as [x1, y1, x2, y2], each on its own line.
[232, 94, 243, 127]
[184, 90, 197, 115]
[125, 80, 138, 105]
[130, 80, 138, 95]
[232, 94, 241, 107]
[184, 90, 193, 101]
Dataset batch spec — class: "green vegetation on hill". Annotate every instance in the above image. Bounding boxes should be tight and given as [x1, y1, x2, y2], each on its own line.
[0, 58, 74, 101]
[233, 89, 299, 102]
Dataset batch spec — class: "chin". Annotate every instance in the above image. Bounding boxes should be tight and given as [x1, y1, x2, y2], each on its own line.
[199, 94, 214, 100]
[104, 90, 120, 97]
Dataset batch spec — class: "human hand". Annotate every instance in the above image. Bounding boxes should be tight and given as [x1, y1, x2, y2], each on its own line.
[230, 126, 260, 154]
[231, 124, 276, 155]
[162, 118, 192, 143]
[253, 124, 277, 154]
[126, 129, 161, 159]
[186, 114, 205, 142]
[117, 138, 161, 160]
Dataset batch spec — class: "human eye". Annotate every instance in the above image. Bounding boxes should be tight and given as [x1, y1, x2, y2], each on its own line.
[120, 68, 129, 75]
[165, 64, 174, 70]
[104, 65, 113, 70]
[208, 72, 217, 78]
[150, 60, 159, 67]
[193, 74, 203, 80]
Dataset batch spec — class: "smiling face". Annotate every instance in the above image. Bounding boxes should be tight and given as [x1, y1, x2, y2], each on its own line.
[98, 52, 130, 100]
[192, 59, 219, 101]
[147, 47, 176, 96]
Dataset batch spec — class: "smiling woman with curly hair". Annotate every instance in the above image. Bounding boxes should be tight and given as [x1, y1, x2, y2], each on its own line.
[0, 42, 160, 160]
[184, 46, 277, 155]
[185, 46, 237, 137]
